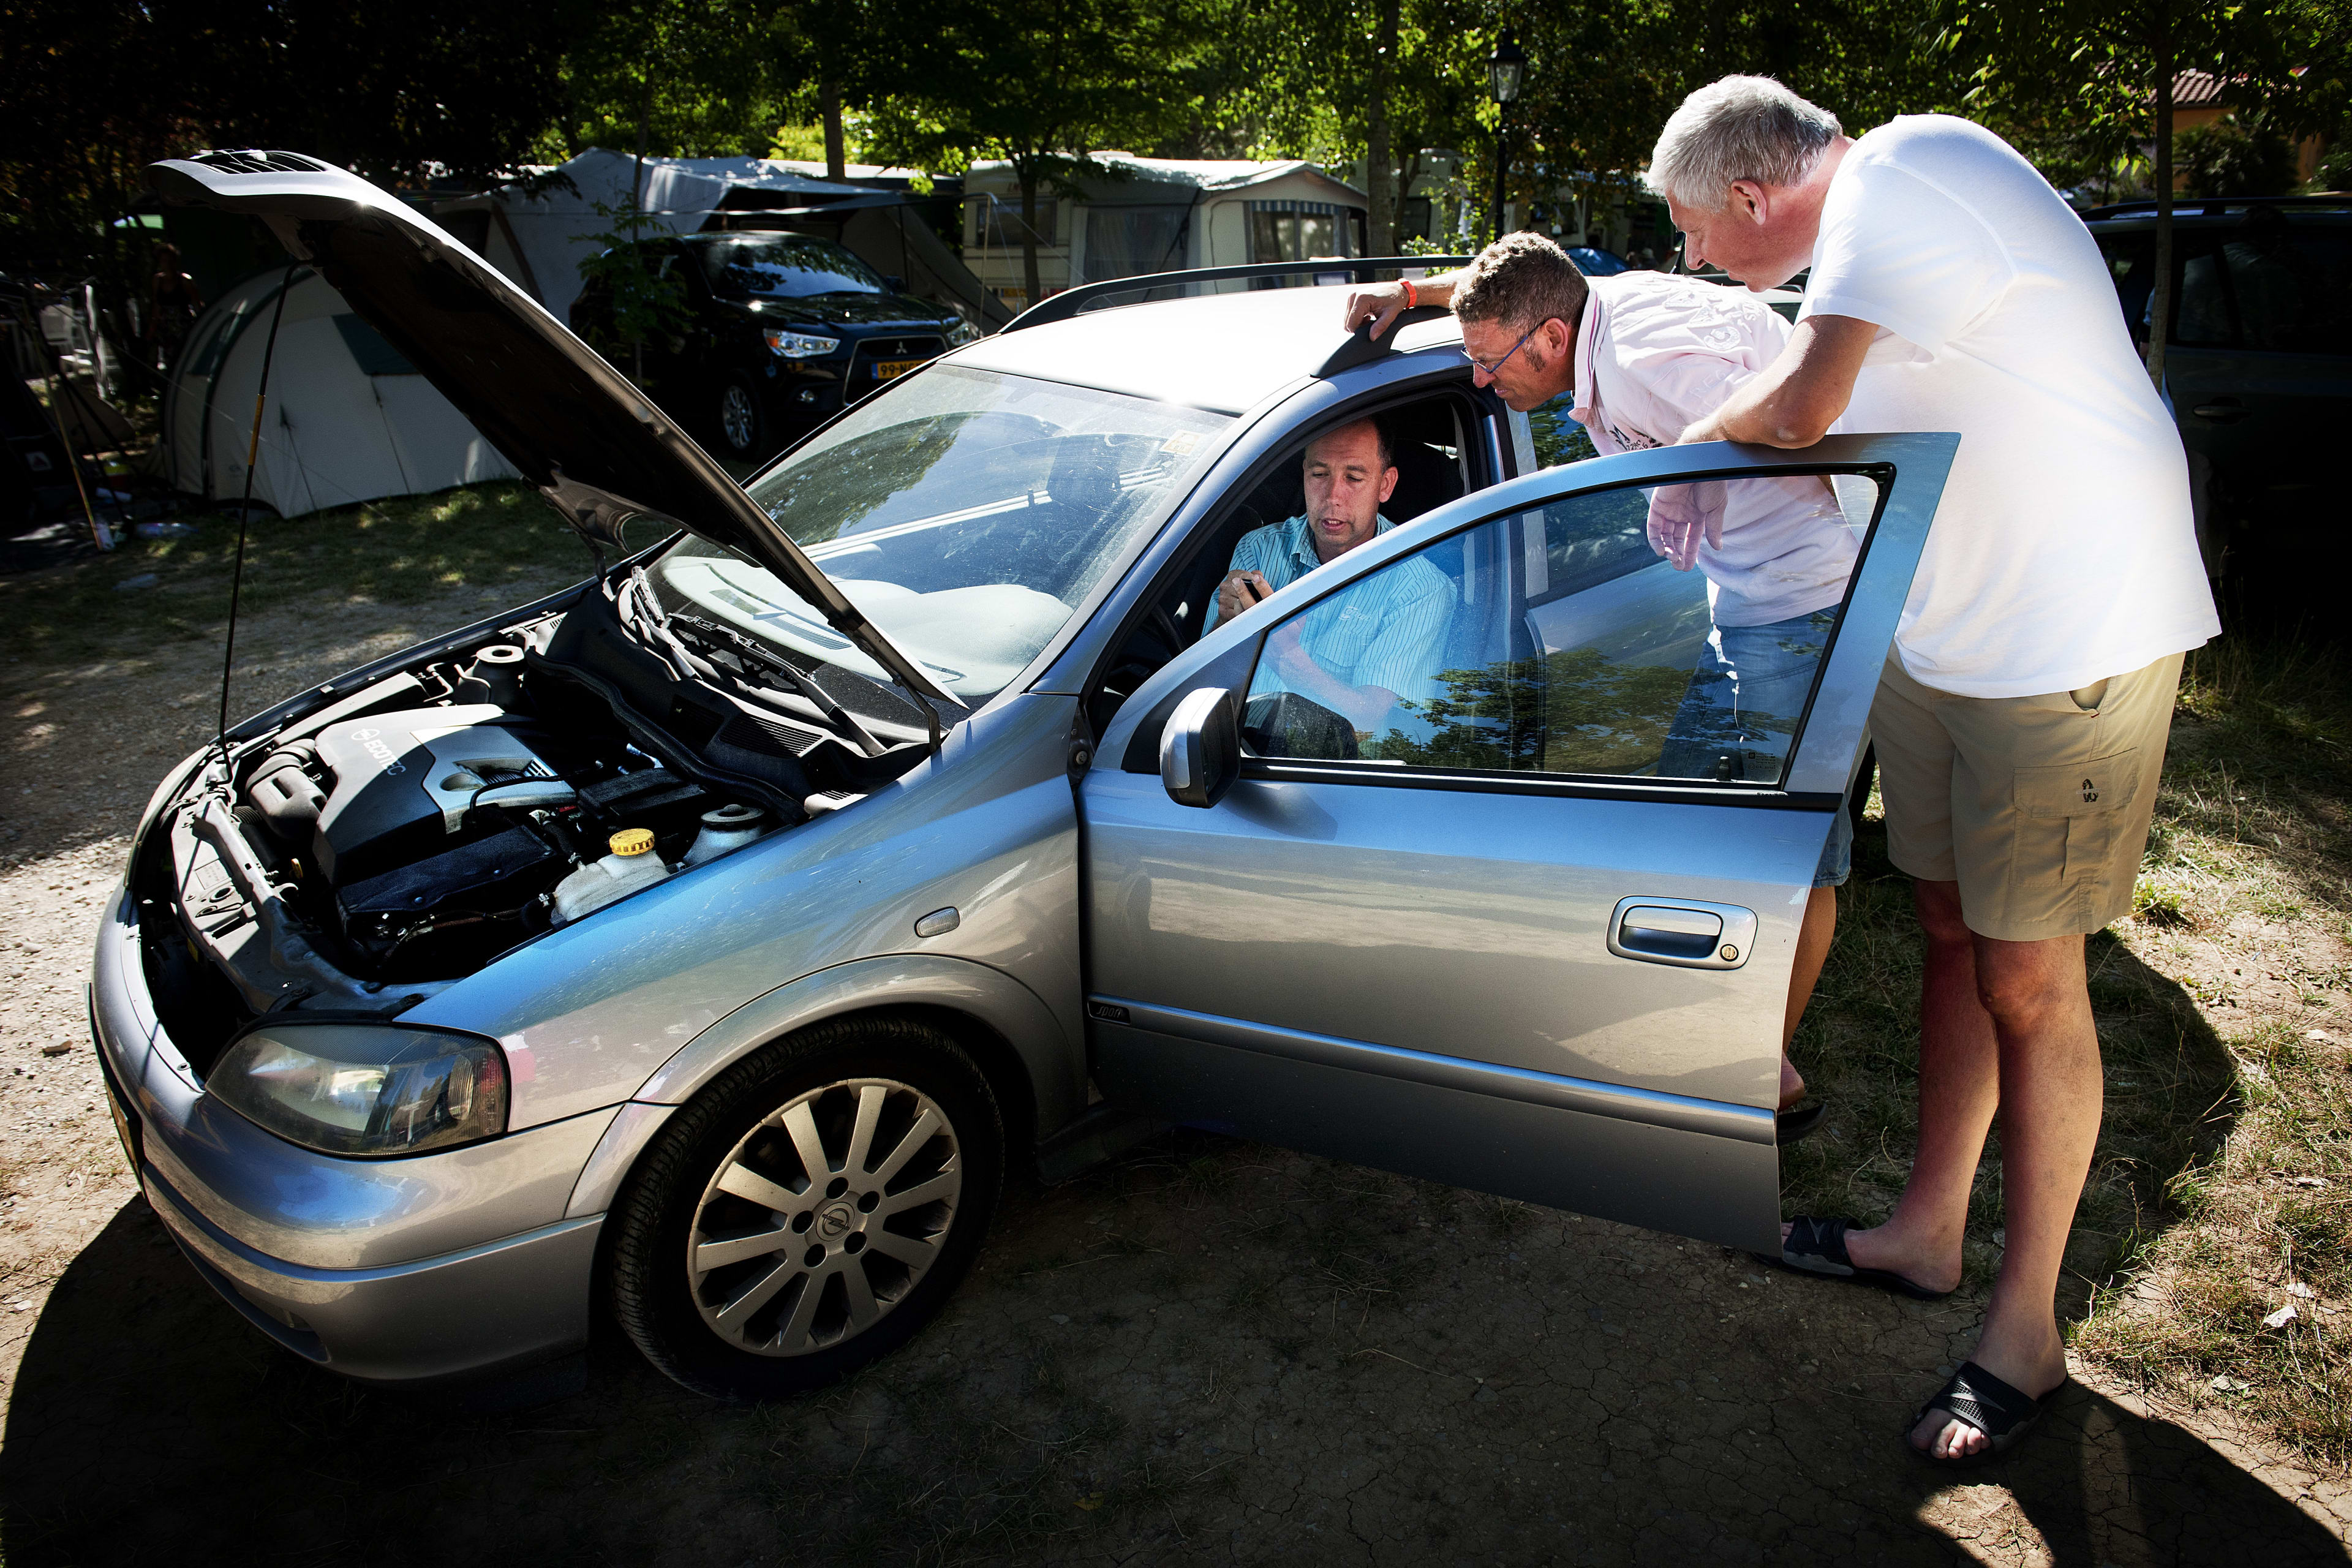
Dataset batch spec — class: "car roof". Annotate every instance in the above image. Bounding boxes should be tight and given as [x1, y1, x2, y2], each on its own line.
[2082, 198, 2352, 229]
[947, 284, 1464, 415]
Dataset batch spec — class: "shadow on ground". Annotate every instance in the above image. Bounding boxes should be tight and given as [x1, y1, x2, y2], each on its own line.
[2, 1128, 2339, 1566]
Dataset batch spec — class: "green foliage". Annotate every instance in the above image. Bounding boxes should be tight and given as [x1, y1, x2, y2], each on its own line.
[571, 198, 692, 358]
[2316, 141, 2352, 194]
[1932, 0, 2335, 192]
[2176, 117, 2301, 198]
[0, 0, 571, 391]
[867, 0, 1227, 298]
[555, 0, 816, 159]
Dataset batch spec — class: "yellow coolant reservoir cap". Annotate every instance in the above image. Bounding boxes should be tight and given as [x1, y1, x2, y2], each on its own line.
[609, 827, 656, 856]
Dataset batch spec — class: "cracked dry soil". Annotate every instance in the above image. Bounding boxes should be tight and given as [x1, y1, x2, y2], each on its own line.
[0, 594, 2346, 1566]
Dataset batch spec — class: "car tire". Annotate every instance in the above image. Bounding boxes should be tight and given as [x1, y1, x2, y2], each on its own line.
[714, 374, 770, 460]
[606, 1015, 1003, 1399]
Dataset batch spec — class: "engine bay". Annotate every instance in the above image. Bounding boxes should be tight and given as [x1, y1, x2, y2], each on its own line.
[140, 571, 937, 1067]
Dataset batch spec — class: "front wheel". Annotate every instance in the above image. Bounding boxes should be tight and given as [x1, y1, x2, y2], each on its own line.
[607, 1016, 1003, 1399]
[714, 374, 770, 460]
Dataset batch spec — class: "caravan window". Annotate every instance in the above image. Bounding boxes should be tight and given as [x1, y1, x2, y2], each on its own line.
[968, 198, 1060, 251]
[1247, 202, 1367, 285]
[696, 235, 885, 300]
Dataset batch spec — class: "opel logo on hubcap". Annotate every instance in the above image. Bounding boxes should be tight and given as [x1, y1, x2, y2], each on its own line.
[816, 1200, 857, 1242]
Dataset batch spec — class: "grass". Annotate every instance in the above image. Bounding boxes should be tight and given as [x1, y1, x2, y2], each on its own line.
[1788, 631, 2352, 1466]
[3, 482, 596, 664]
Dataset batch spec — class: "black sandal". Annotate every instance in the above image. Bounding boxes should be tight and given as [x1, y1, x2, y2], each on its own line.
[1763, 1215, 1953, 1301]
[1776, 1101, 1826, 1142]
[1905, 1361, 2065, 1466]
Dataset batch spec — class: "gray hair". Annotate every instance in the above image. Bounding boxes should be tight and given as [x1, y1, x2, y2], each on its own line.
[1645, 76, 1842, 209]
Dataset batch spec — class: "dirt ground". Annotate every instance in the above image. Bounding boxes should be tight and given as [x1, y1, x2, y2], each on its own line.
[2, 589, 2349, 1564]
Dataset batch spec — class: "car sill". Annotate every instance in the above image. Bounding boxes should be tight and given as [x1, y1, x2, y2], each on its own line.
[1088, 997, 1774, 1145]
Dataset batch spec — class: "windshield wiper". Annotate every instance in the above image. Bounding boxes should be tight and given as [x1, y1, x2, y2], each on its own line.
[618, 569, 894, 757]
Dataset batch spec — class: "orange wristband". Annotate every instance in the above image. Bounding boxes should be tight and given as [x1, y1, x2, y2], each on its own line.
[1402, 278, 1418, 308]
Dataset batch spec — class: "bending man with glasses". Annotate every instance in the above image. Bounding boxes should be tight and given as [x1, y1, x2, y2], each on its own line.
[1343, 234, 1858, 1138]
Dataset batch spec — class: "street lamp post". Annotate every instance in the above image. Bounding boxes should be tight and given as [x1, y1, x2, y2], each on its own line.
[1487, 34, 1526, 244]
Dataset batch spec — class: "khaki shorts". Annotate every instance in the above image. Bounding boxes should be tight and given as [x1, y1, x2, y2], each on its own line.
[1869, 650, 2186, 942]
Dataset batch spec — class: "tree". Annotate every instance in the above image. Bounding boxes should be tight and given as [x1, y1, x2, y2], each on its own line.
[2176, 116, 2300, 196]
[555, 0, 810, 164]
[872, 0, 1225, 304]
[1933, 0, 2315, 387]
[0, 0, 572, 395]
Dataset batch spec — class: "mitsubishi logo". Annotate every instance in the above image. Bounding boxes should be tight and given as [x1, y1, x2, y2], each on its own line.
[2081, 778, 2098, 804]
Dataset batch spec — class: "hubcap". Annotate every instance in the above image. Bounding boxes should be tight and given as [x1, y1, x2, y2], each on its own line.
[688, 1077, 961, 1357]
[720, 385, 756, 451]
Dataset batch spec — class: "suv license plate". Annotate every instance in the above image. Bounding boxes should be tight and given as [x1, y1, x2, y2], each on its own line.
[870, 358, 923, 380]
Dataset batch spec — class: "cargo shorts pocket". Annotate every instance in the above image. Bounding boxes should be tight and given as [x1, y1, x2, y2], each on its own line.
[2013, 749, 2141, 886]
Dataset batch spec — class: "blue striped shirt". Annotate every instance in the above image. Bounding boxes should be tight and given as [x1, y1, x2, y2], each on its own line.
[1209, 513, 1455, 704]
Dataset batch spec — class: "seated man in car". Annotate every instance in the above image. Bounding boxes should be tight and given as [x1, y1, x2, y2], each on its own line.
[1205, 416, 1453, 741]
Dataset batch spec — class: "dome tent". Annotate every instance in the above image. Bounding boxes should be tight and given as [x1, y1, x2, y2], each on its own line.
[159, 266, 518, 518]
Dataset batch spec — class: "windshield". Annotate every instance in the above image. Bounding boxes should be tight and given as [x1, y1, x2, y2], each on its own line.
[657, 364, 1232, 707]
[697, 235, 885, 299]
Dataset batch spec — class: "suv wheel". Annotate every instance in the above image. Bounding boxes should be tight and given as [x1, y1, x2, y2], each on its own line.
[608, 1016, 1003, 1398]
[715, 375, 769, 459]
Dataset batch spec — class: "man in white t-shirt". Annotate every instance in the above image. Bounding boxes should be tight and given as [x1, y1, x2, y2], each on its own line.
[1652, 77, 2220, 1464]
[1341, 233, 1861, 1139]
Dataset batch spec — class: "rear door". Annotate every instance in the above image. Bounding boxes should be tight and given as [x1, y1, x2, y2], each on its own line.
[1078, 434, 1953, 1253]
[2143, 215, 2352, 483]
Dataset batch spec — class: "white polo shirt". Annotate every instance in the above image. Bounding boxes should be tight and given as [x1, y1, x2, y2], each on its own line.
[1803, 115, 2219, 698]
[1570, 270, 1857, 627]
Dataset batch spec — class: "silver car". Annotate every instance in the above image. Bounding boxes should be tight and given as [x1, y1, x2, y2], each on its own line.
[94, 152, 1954, 1400]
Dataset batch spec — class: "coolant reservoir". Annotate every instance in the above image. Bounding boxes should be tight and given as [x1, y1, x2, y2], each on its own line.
[551, 827, 671, 925]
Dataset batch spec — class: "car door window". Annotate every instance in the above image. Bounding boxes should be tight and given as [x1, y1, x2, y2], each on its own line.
[1238, 472, 1879, 787]
[2173, 230, 2240, 347]
[2220, 213, 2351, 355]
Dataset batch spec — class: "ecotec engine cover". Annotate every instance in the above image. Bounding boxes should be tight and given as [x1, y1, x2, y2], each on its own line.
[310, 706, 557, 882]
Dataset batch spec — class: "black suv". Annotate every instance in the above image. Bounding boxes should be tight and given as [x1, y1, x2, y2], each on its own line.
[2084, 198, 2350, 576]
[571, 231, 980, 461]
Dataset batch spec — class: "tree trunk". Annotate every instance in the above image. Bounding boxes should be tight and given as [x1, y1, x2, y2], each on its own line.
[633, 69, 654, 208]
[1018, 165, 1043, 307]
[2146, 24, 2174, 390]
[821, 78, 847, 182]
[634, 67, 654, 386]
[1367, 0, 1400, 256]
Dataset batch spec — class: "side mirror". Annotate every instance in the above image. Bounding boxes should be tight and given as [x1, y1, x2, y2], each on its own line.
[1159, 687, 1240, 809]
[884, 274, 908, 292]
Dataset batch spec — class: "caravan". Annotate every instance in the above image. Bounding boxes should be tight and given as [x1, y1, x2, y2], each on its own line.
[962, 155, 1370, 312]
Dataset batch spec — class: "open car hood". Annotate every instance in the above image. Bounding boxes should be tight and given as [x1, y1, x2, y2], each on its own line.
[148, 151, 957, 709]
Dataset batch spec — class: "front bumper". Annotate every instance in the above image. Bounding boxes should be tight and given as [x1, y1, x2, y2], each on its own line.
[141, 1159, 602, 1383]
[91, 879, 617, 1383]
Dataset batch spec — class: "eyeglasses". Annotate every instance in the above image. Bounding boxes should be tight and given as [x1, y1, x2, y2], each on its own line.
[1462, 320, 1550, 377]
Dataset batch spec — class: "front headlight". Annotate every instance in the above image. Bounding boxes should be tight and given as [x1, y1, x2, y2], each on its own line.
[209, 1023, 509, 1158]
[945, 317, 982, 347]
[763, 329, 840, 359]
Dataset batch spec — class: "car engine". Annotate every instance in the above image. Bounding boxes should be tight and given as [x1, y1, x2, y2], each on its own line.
[137, 581, 928, 1072]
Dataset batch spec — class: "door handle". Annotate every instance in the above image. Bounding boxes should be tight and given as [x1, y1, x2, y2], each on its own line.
[2191, 399, 2248, 423]
[1607, 897, 1758, 970]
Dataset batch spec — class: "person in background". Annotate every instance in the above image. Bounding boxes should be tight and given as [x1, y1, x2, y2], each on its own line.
[145, 243, 205, 374]
[1649, 75, 2218, 1465]
[1343, 232, 1859, 1144]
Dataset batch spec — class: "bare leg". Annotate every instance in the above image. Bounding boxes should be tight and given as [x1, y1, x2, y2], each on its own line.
[1789, 878, 1993, 1287]
[1777, 885, 1839, 1107]
[1907, 927, 2096, 1457]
